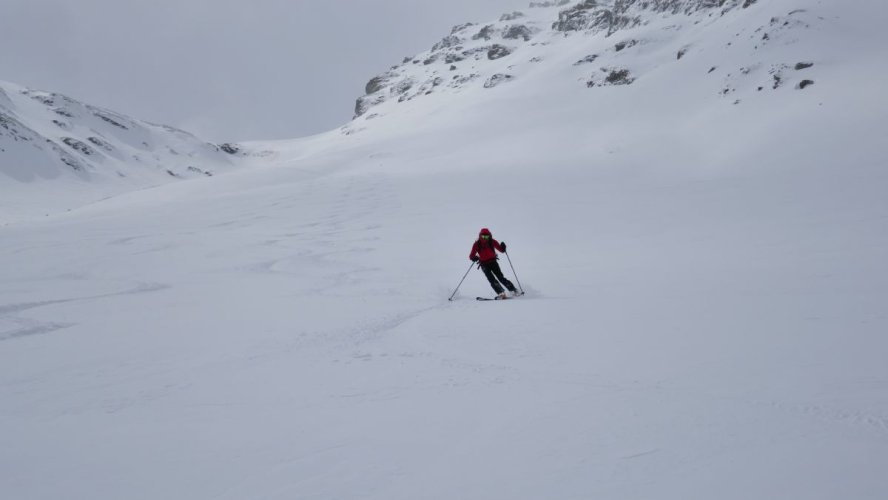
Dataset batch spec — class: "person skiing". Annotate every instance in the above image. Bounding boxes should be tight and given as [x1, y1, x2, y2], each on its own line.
[469, 228, 520, 299]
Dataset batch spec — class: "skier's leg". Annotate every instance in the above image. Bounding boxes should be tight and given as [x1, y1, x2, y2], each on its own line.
[491, 262, 516, 292]
[481, 263, 504, 294]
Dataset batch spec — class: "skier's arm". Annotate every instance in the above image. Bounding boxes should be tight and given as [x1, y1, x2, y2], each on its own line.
[492, 239, 505, 253]
[469, 242, 479, 261]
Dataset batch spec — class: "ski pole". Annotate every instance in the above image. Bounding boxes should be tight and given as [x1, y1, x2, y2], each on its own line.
[504, 250, 524, 294]
[448, 261, 475, 301]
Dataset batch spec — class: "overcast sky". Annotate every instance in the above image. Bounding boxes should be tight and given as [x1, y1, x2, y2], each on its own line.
[1, 0, 526, 141]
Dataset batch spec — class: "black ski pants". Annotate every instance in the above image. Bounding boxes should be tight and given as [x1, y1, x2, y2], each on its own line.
[480, 260, 515, 294]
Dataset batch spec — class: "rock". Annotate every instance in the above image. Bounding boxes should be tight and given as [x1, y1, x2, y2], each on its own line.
[87, 136, 115, 152]
[553, 0, 600, 32]
[604, 68, 635, 85]
[365, 77, 385, 95]
[461, 47, 490, 60]
[574, 54, 599, 66]
[449, 73, 480, 88]
[62, 137, 99, 156]
[450, 23, 475, 34]
[503, 25, 534, 41]
[187, 166, 213, 177]
[614, 39, 638, 52]
[472, 25, 497, 41]
[445, 53, 465, 64]
[553, 0, 640, 35]
[219, 143, 240, 155]
[484, 74, 514, 88]
[798, 79, 814, 89]
[432, 35, 462, 52]
[0, 112, 35, 142]
[772, 72, 784, 89]
[500, 12, 525, 22]
[487, 45, 512, 60]
[554, 0, 750, 34]
[93, 111, 129, 130]
[58, 155, 85, 171]
[795, 62, 814, 70]
[393, 79, 414, 95]
[589, 67, 635, 87]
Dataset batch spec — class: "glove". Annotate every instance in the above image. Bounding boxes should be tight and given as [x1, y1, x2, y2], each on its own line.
[500, 242, 507, 251]
[470, 255, 479, 262]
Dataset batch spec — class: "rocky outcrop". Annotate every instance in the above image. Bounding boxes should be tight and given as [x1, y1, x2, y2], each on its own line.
[500, 12, 526, 22]
[62, 137, 99, 157]
[503, 25, 534, 41]
[588, 68, 636, 87]
[487, 45, 513, 60]
[432, 35, 462, 52]
[553, 0, 753, 35]
[350, 0, 777, 120]
[574, 54, 600, 66]
[484, 74, 514, 88]
[352, 14, 525, 118]
[472, 25, 498, 41]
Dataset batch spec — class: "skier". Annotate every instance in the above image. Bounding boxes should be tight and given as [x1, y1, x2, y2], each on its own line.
[469, 228, 520, 299]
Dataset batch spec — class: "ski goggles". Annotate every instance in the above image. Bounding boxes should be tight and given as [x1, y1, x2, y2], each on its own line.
[480, 235, 491, 239]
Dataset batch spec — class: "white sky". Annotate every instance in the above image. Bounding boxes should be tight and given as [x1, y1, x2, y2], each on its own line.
[1, 0, 527, 142]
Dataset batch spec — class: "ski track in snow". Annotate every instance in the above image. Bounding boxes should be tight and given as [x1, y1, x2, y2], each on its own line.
[0, 283, 169, 341]
[763, 400, 888, 437]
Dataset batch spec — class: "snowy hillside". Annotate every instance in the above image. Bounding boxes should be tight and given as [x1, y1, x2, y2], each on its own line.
[351, 0, 817, 123]
[2, 1, 887, 499]
[0, 80, 240, 221]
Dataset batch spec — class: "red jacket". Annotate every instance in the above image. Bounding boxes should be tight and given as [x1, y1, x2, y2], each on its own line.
[469, 228, 504, 263]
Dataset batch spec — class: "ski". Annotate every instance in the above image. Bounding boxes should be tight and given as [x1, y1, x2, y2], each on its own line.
[476, 292, 523, 301]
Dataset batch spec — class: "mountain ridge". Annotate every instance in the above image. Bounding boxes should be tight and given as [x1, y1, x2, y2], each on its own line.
[0, 80, 241, 182]
[0, 80, 246, 220]
[349, 0, 815, 125]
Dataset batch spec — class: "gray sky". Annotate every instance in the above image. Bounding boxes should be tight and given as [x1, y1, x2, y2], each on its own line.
[1, 0, 526, 142]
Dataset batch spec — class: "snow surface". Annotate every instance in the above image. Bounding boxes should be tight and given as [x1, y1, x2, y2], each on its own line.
[2, 0, 888, 499]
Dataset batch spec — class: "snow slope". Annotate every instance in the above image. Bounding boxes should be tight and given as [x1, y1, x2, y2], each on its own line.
[0, 80, 239, 222]
[2, 1, 888, 499]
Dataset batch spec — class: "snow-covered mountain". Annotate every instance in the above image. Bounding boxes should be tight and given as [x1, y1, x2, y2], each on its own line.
[0, 80, 240, 220]
[2, 1, 887, 499]
[351, 0, 816, 124]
